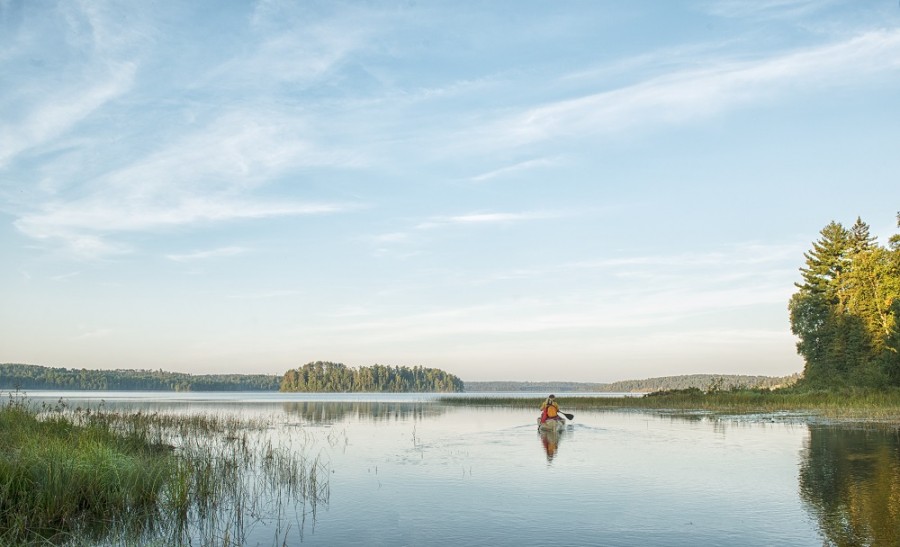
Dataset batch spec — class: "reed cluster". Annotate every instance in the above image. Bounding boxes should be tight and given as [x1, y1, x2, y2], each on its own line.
[442, 387, 900, 422]
[0, 395, 171, 544]
[0, 394, 330, 545]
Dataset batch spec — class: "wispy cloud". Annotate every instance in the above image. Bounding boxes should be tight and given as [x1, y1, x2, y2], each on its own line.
[50, 271, 81, 281]
[416, 210, 562, 230]
[11, 109, 365, 257]
[469, 30, 900, 149]
[227, 289, 303, 300]
[15, 196, 357, 258]
[166, 246, 248, 262]
[700, 0, 835, 20]
[370, 232, 410, 244]
[473, 241, 802, 286]
[0, 62, 136, 168]
[469, 157, 559, 183]
[298, 240, 803, 349]
[72, 328, 113, 341]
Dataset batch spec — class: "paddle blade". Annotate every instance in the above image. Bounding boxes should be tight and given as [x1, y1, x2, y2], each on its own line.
[562, 412, 574, 421]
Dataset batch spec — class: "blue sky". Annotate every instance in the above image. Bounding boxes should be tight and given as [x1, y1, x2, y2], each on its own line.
[2, 0, 899, 382]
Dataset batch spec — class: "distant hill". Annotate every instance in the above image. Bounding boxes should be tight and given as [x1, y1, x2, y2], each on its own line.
[600, 373, 801, 392]
[463, 381, 608, 392]
[465, 374, 801, 393]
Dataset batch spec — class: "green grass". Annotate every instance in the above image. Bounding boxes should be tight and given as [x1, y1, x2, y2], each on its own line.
[0, 396, 172, 544]
[441, 387, 900, 422]
[0, 394, 330, 545]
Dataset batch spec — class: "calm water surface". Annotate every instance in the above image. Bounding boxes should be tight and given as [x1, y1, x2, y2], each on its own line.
[14, 391, 900, 546]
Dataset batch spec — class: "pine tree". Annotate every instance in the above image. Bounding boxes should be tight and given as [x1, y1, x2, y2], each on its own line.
[797, 221, 851, 302]
[791, 216, 900, 388]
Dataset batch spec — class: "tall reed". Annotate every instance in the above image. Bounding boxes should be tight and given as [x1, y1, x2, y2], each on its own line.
[441, 387, 900, 422]
[0, 394, 331, 545]
[0, 395, 171, 544]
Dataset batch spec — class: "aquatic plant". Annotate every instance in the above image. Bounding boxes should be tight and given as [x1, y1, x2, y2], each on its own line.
[440, 387, 900, 422]
[0, 393, 330, 545]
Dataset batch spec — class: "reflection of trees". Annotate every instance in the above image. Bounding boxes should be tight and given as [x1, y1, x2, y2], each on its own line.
[800, 426, 900, 546]
[280, 402, 446, 424]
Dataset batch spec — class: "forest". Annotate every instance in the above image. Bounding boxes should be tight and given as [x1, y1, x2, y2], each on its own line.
[463, 375, 798, 392]
[279, 361, 464, 393]
[789, 214, 900, 388]
[597, 373, 800, 393]
[0, 363, 280, 391]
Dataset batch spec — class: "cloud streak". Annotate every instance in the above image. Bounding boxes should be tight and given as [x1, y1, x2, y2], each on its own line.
[469, 30, 900, 149]
[416, 210, 563, 230]
[700, 0, 835, 20]
[0, 62, 136, 168]
[11, 109, 365, 256]
[469, 157, 559, 183]
[166, 246, 248, 262]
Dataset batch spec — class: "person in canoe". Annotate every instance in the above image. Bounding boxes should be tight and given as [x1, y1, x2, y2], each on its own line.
[539, 394, 562, 424]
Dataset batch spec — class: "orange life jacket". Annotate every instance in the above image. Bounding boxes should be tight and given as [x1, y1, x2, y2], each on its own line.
[541, 400, 559, 419]
[547, 402, 558, 418]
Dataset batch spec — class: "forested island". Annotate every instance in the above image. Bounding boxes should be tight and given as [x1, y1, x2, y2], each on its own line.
[279, 361, 464, 392]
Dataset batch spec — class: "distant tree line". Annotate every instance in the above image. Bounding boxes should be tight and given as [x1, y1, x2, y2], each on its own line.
[789, 215, 900, 388]
[463, 381, 608, 392]
[600, 374, 801, 393]
[0, 363, 280, 391]
[279, 361, 464, 393]
[465, 375, 799, 393]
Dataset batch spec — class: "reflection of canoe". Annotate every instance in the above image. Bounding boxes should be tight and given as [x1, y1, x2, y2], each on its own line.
[537, 418, 566, 432]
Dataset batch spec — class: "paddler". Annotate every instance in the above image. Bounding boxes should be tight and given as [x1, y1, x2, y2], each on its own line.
[539, 394, 562, 424]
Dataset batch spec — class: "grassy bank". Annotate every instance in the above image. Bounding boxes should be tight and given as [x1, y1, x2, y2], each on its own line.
[442, 388, 900, 422]
[0, 394, 330, 545]
[0, 395, 173, 544]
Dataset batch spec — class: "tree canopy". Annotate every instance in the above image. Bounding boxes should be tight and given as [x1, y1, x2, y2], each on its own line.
[279, 361, 464, 393]
[789, 214, 900, 388]
[0, 363, 280, 391]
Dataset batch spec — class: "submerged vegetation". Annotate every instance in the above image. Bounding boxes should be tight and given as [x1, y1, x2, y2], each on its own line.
[0, 392, 329, 545]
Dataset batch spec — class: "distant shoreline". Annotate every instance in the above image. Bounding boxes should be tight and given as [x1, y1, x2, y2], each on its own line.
[1, 363, 799, 394]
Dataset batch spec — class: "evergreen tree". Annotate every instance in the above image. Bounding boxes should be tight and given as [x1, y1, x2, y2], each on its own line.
[791, 221, 853, 385]
[797, 221, 850, 301]
[790, 216, 900, 388]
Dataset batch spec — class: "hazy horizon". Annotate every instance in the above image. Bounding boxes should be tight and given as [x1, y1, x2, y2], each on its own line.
[3, 1, 899, 382]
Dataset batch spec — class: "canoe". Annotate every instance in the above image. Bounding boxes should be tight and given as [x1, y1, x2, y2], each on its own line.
[537, 418, 566, 432]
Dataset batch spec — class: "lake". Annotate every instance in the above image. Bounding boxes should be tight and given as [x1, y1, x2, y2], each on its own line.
[11, 391, 899, 546]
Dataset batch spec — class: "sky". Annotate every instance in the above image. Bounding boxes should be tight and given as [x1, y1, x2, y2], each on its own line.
[1, 0, 899, 383]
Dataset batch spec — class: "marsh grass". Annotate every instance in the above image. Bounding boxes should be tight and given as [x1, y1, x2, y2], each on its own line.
[442, 388, 900, 422]
[0, 394, 171, 544]
[0, 393, 330, 545]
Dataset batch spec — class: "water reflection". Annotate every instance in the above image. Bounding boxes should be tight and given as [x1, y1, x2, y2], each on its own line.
[280, 401, 446, 424]
[539, 428, 563, 463]
[800, 426, 900, 546]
